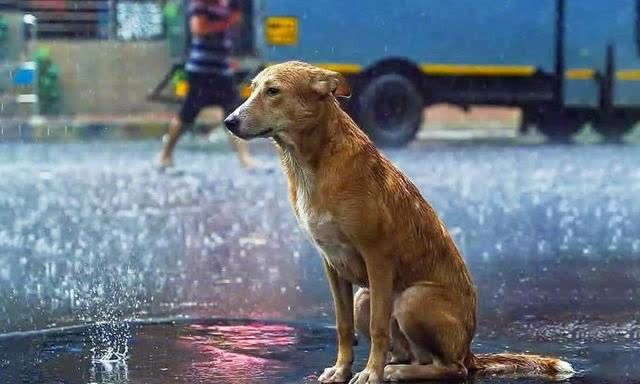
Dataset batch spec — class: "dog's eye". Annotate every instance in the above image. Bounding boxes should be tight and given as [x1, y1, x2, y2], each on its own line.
[266, 87, 280, 96]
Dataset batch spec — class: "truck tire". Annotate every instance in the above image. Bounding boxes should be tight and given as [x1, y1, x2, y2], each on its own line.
[592, 115, 635, 141]
[353, 73, 423, 147]
[536, 111, 583, 142]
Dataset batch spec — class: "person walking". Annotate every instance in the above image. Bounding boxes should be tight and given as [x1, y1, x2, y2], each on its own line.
[158, 0, 254, 168]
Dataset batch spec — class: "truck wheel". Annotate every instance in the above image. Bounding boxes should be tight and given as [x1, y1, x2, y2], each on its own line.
[592, 116, 635, 141]
[353, 73, 423, 147]
[536, 111, 583, 142]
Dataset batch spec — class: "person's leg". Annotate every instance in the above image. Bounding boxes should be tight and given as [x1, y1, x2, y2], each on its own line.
[157, 74, 202, 168]
[158, 116, 188, 168]
[227, 133, 255, 169]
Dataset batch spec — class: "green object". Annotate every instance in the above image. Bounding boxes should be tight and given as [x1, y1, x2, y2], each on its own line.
[0, 15, 8, 41]
[34, 47, 62, 115]
[163, 0, 187, 60]
[163, 1, 179, 19]
[0, 15, 9, 60]
[171, 67, 187, 86]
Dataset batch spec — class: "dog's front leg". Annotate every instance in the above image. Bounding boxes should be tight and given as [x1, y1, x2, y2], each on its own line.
[350, 260, 393, 384]
[319, 259, 354, 383]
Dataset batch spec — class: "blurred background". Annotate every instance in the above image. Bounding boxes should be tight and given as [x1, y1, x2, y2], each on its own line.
[1, 1, 640, 383]
[3, 0, 639, 143]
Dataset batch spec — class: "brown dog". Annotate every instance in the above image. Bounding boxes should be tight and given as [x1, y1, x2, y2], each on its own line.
[224, 61, 574, 384]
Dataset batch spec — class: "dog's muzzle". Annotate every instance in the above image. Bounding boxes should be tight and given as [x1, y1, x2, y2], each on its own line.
[223, 115, 241, 135]
[224, 114, 274, 139]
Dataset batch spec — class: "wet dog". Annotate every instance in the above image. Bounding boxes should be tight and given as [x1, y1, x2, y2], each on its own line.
[224, 61, 574, 383]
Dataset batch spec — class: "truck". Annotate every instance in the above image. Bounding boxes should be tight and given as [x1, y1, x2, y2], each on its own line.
[252, 0, 640, 145]
[153, 0, 640, 145]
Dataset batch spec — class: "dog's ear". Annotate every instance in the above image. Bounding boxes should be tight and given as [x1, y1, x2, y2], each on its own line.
[311, 70, 352, 98]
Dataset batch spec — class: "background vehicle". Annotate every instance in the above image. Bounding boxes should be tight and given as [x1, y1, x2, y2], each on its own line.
[256, 0, 640, 145]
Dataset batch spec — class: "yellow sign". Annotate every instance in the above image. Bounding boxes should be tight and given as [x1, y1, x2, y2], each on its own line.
[265, 16, 298, 45]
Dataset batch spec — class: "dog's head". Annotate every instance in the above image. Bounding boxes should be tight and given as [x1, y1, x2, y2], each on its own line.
[224, 61, 351, 142]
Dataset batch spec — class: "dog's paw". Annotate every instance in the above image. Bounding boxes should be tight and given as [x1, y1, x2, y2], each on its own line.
[383, 365, 402, 382]
[318, 365, 351, 383]
[348, 368, 382, 384]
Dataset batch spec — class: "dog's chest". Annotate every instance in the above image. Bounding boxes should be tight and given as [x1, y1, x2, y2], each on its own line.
[294, 186, 367, 285]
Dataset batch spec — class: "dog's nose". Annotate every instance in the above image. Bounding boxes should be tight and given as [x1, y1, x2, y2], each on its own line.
[224, 115, 240, 133]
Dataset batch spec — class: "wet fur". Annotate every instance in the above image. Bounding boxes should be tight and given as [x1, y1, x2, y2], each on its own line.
[226, 61, 574, 383]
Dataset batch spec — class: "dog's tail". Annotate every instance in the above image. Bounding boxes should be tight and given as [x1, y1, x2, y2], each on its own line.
[467, 352, 574, 377]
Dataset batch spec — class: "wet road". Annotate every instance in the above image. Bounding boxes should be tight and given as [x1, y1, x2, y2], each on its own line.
[0, 318, 639, 384]
[0, 139, 640, 382]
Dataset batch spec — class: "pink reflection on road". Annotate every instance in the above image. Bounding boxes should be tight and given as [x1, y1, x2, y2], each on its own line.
[177, 323, 297, 383]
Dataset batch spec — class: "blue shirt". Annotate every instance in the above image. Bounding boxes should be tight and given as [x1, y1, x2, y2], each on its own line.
[185, 0, 239, 75]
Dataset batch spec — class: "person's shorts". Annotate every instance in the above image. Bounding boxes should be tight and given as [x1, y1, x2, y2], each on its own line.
[178, 71, 240, 126]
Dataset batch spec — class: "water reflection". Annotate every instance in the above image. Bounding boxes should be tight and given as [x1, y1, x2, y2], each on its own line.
[90, 359, 129, 384]
[177, 323, 296, 383]
[1, 319, 640, 384]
